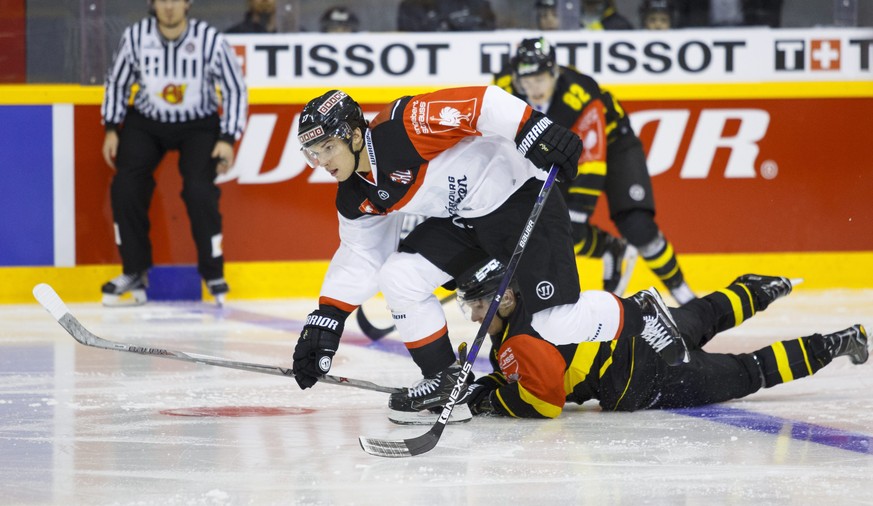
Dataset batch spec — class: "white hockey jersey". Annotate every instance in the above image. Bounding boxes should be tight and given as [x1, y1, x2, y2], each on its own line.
[318, 85, 544, 312]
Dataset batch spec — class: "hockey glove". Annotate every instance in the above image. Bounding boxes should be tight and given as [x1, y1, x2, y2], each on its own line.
[292, 308, 345, 389]
[463, 383, 496, 415]
[515, 111, 583, 183]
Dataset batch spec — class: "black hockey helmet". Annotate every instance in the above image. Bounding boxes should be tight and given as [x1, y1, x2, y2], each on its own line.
[457, 258, 507, 303]
[639, 0, 674, 23]
[510, 37, 557, 78]
[320, 6, 360, 32]
[298, 90, 366, 165]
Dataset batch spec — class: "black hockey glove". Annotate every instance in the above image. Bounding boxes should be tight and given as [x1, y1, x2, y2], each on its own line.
[292, 308, 345, 389]
[463, 383, 496, 415]
[515, 111, 583, 183]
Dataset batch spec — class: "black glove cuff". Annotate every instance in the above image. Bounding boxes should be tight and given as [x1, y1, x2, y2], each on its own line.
[515, 111, 553, 157]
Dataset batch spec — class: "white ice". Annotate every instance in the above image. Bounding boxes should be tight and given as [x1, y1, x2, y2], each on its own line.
[1, 289, 873, 505]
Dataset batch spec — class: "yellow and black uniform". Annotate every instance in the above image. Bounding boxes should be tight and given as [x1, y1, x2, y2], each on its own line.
[474, 278, 846, 417]
[494, 65, 690, 300]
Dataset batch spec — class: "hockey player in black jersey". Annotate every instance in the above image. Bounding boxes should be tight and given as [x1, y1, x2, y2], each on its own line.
[495, 37, 694, 304]
[100, 0, 247, 306]
[453, 259, 869, 418]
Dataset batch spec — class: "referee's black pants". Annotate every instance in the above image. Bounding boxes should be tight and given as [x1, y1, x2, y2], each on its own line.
[110, 109, 224, 281]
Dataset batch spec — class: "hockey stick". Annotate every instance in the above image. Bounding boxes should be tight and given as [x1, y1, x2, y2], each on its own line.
[359, 165, 561, 457]
[32, 283, 402, 394]
[356, 292, 458, 341]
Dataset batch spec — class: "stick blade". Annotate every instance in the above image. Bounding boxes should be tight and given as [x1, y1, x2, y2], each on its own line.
[33, 283, 70, 322]
[359, 430, 440, 458]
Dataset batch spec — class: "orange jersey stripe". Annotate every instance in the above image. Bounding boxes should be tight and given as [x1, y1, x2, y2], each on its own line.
[405, 325, 448, 349]
[318, 296, 357, 313]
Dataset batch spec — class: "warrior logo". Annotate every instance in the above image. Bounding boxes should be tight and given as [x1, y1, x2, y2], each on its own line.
[536, 281, 555, 300]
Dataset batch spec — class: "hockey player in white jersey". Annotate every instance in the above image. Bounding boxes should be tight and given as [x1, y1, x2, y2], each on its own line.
[290, 87, 688, 419]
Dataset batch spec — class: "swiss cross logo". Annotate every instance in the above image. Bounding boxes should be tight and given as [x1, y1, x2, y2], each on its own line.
[811, 39, 841, 70]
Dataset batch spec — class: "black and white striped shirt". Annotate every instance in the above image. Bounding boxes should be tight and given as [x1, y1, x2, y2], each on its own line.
[102, 17, 247, 141]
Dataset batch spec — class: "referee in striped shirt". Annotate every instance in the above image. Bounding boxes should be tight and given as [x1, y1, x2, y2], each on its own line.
[100, 0, 247, 307]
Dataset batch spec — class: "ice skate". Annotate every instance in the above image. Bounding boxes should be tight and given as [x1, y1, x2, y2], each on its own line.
[602, 237, 637, 297]
[101, 272, 148, 306]
[632, 287, 689, 366]
[206, 278, 229, 307]
[387, 362, 472, 425]
[733, 274, 797, 311]
[824, 324, 869, 365]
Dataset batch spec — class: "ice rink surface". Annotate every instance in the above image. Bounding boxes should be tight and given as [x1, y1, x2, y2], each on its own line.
[2, 288, 873, 505]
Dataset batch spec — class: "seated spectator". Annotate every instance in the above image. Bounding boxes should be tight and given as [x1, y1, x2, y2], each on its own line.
[535, 0, 560, 30]
[580, 0, 633, 30]
[640, 0, 673, 30]
[397, 0, 496, 31]
[321, 6, 360, 32]
[226, 0, 276, 33]
[675, 0, 782, 28]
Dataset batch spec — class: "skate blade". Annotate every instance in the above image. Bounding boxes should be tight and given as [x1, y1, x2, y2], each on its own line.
[789, 278, 804, 287]
[388, 403, 473, 425]
[102, 289, 147, 307]
[612, 245, 638, 297]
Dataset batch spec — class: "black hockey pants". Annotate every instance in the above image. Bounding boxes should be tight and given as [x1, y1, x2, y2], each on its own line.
[110, 109, 224, 281]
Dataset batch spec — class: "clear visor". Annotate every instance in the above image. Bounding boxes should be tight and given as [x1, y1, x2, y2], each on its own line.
[299, 123, 352, 168]
[456, 293, 493, 322]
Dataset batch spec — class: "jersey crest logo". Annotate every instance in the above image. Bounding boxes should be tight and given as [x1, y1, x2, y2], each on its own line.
[412, 97, 477, 134]
[498, 346, 520, 382]
[160, 84, 187, 105]
[358, 199, 384, 215]
[433, 106, 472, 127]
[389, 169, 413, 185]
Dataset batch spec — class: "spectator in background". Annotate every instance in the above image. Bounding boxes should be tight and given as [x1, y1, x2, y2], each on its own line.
[226, 0, 276, 33]
[640, 0, 673, 29]
[675, 0, 782, 28]
[535, 0, 560, 30]
[580, 0, 633, 30]
[321, 6, 360, 33]
[101, 0, 247, 306]
[397, 0, 496, 31]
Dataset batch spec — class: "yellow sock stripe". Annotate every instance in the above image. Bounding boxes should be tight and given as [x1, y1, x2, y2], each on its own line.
[494, 389, 518, 417]
[772, 341, 795, 383]
[567, 187, 602, 197]
[575, 232, 598, 256]
[797, 338, 814, 376]
[645, 242, 675, 270]
[577, 161, 607, 176]
[717, 288, 744, 328]
[657, 263, 680, 282]
[518, 382, 563, 418]
[737, 282, 756, 317]
[612, 338, 636, 411]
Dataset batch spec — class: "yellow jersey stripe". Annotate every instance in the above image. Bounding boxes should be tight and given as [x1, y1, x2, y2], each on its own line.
[518, 382, 563, 418]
